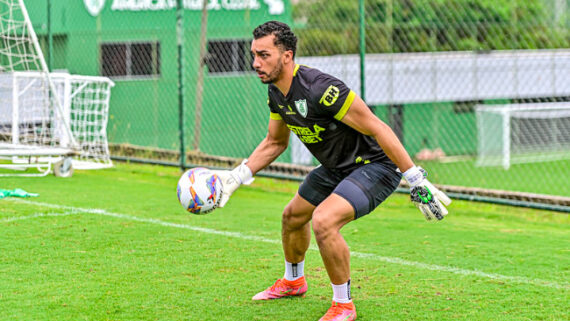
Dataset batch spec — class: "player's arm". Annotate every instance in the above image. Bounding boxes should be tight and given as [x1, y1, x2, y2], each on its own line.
[245, 117, 290, 175]
[340, 95, 451, 220]
[215, 117, 290, 207]
[340, 95, 413, 171]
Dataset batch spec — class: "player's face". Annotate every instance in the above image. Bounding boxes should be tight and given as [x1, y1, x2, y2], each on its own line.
[251, 35, 286, 84]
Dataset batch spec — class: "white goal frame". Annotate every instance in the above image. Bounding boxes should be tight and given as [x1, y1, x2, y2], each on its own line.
[0, 71, 115, 176]
[476, 102, 570, 169]
[0, 0, 114, 176]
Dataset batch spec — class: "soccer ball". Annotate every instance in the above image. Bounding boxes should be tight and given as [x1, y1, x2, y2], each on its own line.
[177, 167, 222, 214]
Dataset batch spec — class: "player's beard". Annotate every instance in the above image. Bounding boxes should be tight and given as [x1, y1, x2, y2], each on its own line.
[260, 59, 283, 84]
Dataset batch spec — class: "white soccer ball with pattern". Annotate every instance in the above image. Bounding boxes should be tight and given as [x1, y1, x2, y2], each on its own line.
[177, 167, 222, 214]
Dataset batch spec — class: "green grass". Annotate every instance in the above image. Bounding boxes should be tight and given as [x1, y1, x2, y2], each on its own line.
[418, 158, 570, 197]
[1, 162, 568, 320]
[3, 156, 569, 197]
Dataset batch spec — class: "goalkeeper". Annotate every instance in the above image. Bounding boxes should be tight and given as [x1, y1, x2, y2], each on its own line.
[215, 21, 451, 321]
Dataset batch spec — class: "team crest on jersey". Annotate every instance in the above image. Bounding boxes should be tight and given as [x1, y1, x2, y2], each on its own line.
[295, 99, 308, 117]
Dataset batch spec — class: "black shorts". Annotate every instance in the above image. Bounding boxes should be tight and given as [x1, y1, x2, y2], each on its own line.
[298, 162, 402, 219]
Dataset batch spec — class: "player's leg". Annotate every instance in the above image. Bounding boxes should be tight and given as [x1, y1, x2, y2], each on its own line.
[314, 162, 401, 284]
[252, 166, 340, 301]
[252, 193, 315, 300]
[314, 162, 401, 321]
[311, 194, 354, 285]
[281, 192, 316, 272]
[284, 165, 343, 281]
[312, 194, 357, 321]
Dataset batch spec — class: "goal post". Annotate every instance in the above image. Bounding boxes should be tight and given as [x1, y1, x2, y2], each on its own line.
[476, 102, 570, 169]
[0, 0, 73, 144]
[64, 73, 114, 170]
[0, 0, 114, 175]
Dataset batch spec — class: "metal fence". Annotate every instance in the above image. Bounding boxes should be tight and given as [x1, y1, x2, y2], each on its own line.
[24, 0, 570, 210]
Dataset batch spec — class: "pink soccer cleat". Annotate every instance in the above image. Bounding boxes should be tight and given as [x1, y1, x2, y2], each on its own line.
[252, 277, 308, 300]
[319, 301, 357, 321]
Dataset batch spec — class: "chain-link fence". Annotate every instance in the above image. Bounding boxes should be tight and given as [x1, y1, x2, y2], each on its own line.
[17, 0, 570, 209]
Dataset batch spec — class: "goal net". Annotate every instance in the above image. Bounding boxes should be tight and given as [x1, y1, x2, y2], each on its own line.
[476, 102, 570, 169]
[0, 0, 114, 173]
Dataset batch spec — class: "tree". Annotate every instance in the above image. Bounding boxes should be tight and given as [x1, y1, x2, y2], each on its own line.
[292, 0, 568, 56]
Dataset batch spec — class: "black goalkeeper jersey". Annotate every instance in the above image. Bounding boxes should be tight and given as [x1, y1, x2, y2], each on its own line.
[267, 64, 395, 173]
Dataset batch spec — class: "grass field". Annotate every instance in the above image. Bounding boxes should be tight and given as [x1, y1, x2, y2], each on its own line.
[417, 158, 570, 197]
[1, 162, 568, 320]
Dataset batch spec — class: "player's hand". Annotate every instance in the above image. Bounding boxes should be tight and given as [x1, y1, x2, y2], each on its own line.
[212, 160, 254, 208]
[403, 166, 451, 221]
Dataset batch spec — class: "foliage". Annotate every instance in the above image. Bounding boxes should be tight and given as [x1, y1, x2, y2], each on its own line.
[293, 0, 569, 55]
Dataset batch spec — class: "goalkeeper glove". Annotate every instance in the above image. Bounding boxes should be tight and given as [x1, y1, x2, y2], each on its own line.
[403, 166, 452, 221]
[213, 160, 254, 208]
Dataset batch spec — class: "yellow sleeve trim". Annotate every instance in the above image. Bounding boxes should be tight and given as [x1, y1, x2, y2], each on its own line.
[334, 90, 356, 120]
[270, 112, 282, 120]
[293, 64, 301, 76]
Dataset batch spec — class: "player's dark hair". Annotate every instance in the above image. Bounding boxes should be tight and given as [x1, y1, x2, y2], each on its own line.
[253, 21, 297, 58]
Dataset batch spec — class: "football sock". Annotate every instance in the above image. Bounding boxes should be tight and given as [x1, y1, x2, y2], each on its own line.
[332, 280, 352, 304]
[284, 259, 304, 281]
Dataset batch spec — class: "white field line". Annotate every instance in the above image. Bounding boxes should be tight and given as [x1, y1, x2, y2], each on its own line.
[4, 198, 569, 291]
[1, 211, 79, 223]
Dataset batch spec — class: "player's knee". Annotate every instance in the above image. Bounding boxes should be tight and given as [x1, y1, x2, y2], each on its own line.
[311, 209, 335, 241]
[281, 204, 309, 231]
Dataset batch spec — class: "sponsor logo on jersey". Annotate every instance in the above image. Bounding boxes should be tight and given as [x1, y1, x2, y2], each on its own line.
[294, 99, 308, 117]
[319, 85, 340, 107]
[287, 124, 325, 143]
